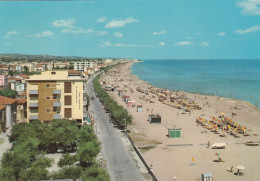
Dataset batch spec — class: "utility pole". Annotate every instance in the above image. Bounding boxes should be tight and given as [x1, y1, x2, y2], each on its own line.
[124, 118, 127, 137]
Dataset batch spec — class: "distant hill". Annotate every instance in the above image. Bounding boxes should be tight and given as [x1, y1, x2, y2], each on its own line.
[0, 53, 88, 61]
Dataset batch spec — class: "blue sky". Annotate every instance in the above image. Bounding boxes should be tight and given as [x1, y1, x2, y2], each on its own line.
[0, 0, 260, 59]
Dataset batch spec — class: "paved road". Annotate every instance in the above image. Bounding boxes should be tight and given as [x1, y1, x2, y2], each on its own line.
[86, 76, 144, 181]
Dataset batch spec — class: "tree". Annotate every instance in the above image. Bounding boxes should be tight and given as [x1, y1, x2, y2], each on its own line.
[77, 142, 100, 168]
[23, 66, 29, 73]
[8, 71, 14, 76]
[0, 89, 18, 98]
[58, 154, 77, 168]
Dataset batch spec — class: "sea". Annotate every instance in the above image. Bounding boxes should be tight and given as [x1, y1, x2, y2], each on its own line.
[130, 59, 260, 108]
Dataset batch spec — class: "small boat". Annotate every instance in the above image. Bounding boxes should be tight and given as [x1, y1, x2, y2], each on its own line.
[212, 143, 226, 149]
[245, 141, 259, 146]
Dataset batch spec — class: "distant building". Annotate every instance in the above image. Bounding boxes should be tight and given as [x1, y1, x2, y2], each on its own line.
[26, 70, 85, 124]
[0, 96, 17, 128]
[74, 61, 94, 72]
[0, 74, 8, 90]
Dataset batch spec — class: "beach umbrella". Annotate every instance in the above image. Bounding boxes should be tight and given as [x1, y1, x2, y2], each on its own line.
[236, 165, 245, 170]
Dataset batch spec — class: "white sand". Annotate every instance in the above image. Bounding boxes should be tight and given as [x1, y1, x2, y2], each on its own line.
[101, 63, 260, 181]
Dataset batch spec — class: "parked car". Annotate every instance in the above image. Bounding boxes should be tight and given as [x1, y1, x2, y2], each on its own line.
[91, 96, 94, 100]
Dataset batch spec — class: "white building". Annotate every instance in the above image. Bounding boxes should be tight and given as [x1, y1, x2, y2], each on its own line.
[74, 61, 94, 72]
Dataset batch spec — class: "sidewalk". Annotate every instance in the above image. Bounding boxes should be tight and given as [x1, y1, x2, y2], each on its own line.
[0, 128, 12, 166]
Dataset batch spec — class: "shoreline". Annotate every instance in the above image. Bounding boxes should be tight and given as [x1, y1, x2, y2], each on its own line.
[101, 62, 260, 181]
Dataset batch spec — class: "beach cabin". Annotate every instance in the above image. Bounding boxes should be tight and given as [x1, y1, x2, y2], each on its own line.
[122, 95, 130, 102]
[137, 105, 142, 112]
[168, 128, 182, 138]
[148, 114, 161, 124]
[201, 173, 213, 181]
[127, 101, 135, 107]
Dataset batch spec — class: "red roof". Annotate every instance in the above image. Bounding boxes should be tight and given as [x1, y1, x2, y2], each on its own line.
[0, 96, 17, 105]
[8, 77, 22, 81]
[16, 98, 27, 105]
[87, 67, 93, 70]
[68, 70, 81, 74]
[0, 104, 7, 111]
[18, 74, 30, 79]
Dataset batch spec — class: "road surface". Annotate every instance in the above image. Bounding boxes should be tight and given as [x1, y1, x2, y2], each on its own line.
[86, 76, 144, 181]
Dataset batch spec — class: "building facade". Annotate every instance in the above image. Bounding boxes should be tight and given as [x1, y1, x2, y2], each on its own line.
[0, 74, 8, 90]
[0, 96, 17, 129]
[74, 61, 94, 72]
[0, 105, 7, 133]
[26, 70, 85, 124]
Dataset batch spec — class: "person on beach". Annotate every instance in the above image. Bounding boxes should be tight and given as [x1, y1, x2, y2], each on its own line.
[207, 141, 210, 148]
[173, 176, 176, 181]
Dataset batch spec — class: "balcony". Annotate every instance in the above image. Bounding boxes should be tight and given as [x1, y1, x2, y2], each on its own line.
[29, 90, 38, 95]
[29, 103, 38, 107]
[29, 115, 38, 120]
[53, 114, 61, 120]
[53, 90, 61, 94]
[53, 102, 61, 107]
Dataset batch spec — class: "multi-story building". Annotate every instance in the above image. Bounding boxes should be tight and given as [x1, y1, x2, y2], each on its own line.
[26, 70, 85, 124]
[74, 61, 94, 72]
[0, 74, 8, 90]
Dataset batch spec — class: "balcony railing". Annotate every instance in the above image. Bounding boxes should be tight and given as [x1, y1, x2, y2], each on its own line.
[29, 115, 39, 120]
[53, 90, 61, 94]
[29, 103, 38, 107]
[53, 114, 61, 119]
[29, 90, 38, 95]
[53, 102, 61, 107]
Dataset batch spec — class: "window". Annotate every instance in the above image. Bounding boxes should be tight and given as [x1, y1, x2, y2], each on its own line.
[46, 109, 50, 112]
[53, 107, 57, 112]
[46, 96, 50, 100]
[64, 95, 72, 105]
[64, 82, 71, 93]
[53, 95, 57, 99]
[51, 72, 56, 75]
[46, 84, 50, 88]
[64, 108, 72, 118]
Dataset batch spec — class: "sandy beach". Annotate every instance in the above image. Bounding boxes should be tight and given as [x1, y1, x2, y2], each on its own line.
[101, 62, 260, 181]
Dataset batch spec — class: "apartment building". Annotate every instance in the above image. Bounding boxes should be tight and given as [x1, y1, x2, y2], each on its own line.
[0, 96, 17, 129]
[73, 61, 94, 72]
[0, 105, 7, 133]
[26, 70, 85, 124]
[0, 74, 8, 90]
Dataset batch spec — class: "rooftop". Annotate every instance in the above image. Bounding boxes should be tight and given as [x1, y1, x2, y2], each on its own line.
[0, 96, 17, 105]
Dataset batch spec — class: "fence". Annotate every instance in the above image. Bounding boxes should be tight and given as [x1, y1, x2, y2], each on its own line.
[126, 133, 158, 181]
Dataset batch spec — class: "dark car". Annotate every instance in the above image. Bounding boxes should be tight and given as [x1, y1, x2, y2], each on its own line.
[91, 96, 94, 100]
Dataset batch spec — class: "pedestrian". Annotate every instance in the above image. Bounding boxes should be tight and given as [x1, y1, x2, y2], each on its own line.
[149, 164, 153, 171]
[104, 160, 107, 167]
[207, 141, 210, 148]
[151, 108, 153, 113]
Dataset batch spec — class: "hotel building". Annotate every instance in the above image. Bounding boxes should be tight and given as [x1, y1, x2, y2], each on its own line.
[26, 70, 85, 124]
[73, 61, 94, 72]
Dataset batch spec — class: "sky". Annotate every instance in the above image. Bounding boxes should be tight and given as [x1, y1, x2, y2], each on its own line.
[0, 0, 260, 59]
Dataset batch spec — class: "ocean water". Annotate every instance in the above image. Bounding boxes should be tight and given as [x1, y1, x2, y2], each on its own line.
[131, 59, 260, 108]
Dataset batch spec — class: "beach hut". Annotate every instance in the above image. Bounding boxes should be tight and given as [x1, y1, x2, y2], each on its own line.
[201, 173, 213, 181]
[148, 114, 161, 124]
[122, 95, 130, 102]
[127, 101, 135, 107]
[168, 128, 182, 138]
[137, 105, 142, 112]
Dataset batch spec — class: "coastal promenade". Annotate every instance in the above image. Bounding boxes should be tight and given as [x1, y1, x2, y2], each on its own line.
[86, 76, 145, 181]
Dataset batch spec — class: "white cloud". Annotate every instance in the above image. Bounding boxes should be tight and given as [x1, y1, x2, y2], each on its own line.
[218, 32, 226, 36]
[5, 31, 17, 38]
[97, 17, 107, 23]
[186, 36, 192, 39]
[153, 30, 167, 35]
[100, 41, 146, 48]
[234, 25, 260, 34]
[237, 0, 260, 15]
[28, 31, 54, 38]
[105, 18, 139, 28]
[4, 43, 12, 46]
[200, 42, 210, 47]
[175, 41, 194, 46]
[62, 28, 108, 36]
[159, 42, 165, 46]
[114, 32, 123, 38]
[52, 19, 75, 28]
